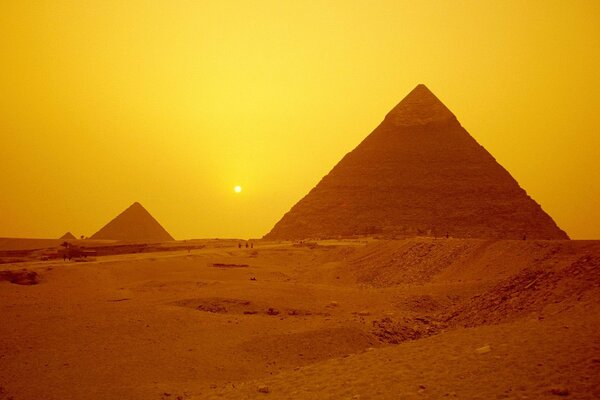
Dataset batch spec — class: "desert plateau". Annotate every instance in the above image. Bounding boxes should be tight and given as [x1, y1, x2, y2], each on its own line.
[1, 237, 599, 399]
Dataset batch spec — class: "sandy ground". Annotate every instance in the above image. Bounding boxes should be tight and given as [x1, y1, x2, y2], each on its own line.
[0, 238, 599, 399]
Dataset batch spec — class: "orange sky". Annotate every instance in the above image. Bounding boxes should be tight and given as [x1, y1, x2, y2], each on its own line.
[1, 1, 599, 240]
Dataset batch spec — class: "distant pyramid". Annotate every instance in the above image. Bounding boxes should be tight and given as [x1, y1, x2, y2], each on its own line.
[265, 84, 568, 240]
[60, 232, 77, 240]
[91, 202, 174, 242]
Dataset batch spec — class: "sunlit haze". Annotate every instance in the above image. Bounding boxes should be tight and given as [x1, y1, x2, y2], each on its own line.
[1, 1, 599, 239]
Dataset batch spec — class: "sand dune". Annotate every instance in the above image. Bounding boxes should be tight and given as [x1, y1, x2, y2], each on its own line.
[0, 238, 598, 399]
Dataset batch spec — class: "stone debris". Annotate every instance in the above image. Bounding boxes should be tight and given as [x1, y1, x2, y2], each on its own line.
[371, 316, 444, 344]
[258, 385, 270, 393]
[549, 387, 570, 396]
[0, 269, 39, 285]
[475, 345, 491, 354]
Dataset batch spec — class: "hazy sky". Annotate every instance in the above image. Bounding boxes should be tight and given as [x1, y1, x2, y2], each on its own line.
[1, 0, 599, 239]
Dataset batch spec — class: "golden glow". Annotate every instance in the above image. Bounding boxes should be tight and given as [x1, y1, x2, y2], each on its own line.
[234, 186, 242, 194]
[0, 1, 599, 239]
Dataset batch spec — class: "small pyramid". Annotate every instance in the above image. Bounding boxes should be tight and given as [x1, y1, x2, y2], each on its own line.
[91, 202, 174, 242]
[60, 232, 77, 240]
[265, 84, 568, 240]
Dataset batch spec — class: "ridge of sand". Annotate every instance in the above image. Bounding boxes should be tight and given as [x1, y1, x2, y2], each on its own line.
[0, 237, 63, 251]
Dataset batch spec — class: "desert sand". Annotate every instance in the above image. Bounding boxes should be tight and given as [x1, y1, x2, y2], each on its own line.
[1, 237, 599, 399]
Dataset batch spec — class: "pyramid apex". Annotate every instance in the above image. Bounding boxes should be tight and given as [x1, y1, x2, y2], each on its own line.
[127, 201, 148, 212]
[385, 84, 455, 126]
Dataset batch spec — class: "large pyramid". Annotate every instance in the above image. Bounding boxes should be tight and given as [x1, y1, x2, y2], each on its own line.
[91, 202, 174, 242]
[265, 84, 568, 240]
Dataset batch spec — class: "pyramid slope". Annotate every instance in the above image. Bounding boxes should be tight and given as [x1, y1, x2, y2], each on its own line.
[91, 202, 174, 242]
[60, 232, 76, 240]
[265, 84, 568, 240]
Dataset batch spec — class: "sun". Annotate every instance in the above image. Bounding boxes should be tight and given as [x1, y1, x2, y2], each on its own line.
[234, 185, 242, 193]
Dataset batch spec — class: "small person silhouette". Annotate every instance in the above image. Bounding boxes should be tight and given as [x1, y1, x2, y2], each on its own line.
[250, 242, 254, 249]
[238, 243, 241, 249]
[245, 242, 249, 248]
